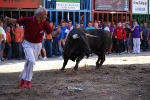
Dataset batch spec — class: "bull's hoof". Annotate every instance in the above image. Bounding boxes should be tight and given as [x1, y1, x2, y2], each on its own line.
[60, 68, 65, 71]
[96, 65, 102, 69]
[74, 67, 78, 71]
[96, 66, 100, 69]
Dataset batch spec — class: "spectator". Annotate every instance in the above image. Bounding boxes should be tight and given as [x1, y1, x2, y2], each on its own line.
[3, 21, 7, 32]
[76, 24, 80, 28]
[86, 21, 95, 30]
[94, 22, 99, 29]
[124, 23, 131, 53]
[0, 29, 4, 61]
[59, 21, 69, 58]
[60, 21, 69, 44]
[98, 20, 102, 28]
[147, 33, 150, 52]
[0, 21, 6, 61]
[14, 23, 24, 60]
[39, 33, 47, 60]
[102, 22, 110, 32]
[5, 26, 12, 59]
[65, 22, 68, 28]
[141, 23, 149, 51]
[114, 22, 126, 55]
[65, 20, 74, 40]
[112, 24, 117, 52]
[11, 23, 17, 57]
[53, 25, 62, 57]
[122, 23, 125, 28]
[67, 20, 73, 31]
[80, 23, 84, 29]
[107, 22, 114, 54]
[45, 22, 53, 58]
[131, 21, 143, 54]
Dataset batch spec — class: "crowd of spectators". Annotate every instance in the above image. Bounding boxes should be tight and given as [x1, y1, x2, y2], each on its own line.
[0, 18, 150, 61]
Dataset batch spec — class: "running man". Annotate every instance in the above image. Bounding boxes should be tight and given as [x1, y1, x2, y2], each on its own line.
[5, 7, 60, 89]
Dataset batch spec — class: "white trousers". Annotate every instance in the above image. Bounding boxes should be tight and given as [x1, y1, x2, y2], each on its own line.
[19, 40, 42, 81]
[133, 38, 141, 53]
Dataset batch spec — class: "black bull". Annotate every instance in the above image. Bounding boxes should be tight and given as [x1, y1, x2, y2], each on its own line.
[61, 28, 112, 71]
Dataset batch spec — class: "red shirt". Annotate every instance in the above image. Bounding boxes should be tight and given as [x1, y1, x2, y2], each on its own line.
[17, 16, 53, 43]
[114, 27, 126, 40]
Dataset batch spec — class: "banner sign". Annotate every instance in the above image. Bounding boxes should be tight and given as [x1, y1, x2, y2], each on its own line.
[56, 0, 80, 10]
[95, 0, 129, 11]
[0, 0, 38, 8]
[132, 0, 148, 14]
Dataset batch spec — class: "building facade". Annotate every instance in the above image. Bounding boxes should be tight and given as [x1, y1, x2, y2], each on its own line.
[0, 0, 43, 19]
[92, 0, 132, 25]
[132, 0, 150, 25]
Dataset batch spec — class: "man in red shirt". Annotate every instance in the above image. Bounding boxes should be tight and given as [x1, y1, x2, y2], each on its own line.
[114, 22, 126, 55]
[5, 7, 60, 89]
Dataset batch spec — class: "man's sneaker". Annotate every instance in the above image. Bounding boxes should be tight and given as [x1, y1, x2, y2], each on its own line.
[38, 56, 43, 60]
[26, 81, 31, 89]
[137, 52, 140, 54]
[117, 53, 119, 55]
[59, 56, 62, 58]
[43, 57, 47, 60]
[127, 51, 130, 54]
[124, 50, 127, 53]
[132, 52, 136, 54]
[1, 57, 5, 61]
[19, 79, 25, 88]
[119, 53, 122, 55]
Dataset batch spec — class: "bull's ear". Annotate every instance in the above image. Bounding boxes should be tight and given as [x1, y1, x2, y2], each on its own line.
[72, 34, 80, 39]
[85, 33, 98, 37]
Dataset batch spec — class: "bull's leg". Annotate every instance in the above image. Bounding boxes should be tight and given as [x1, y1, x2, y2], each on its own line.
[96, 55, 101, 68]
[96, 49, 106, 69]
[99, 50, 106, 67]
[61, 53, 69, 71]
[74, 54, 85, 71]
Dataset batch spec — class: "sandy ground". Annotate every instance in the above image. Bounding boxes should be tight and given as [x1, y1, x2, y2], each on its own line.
[0, 52, 150, 100]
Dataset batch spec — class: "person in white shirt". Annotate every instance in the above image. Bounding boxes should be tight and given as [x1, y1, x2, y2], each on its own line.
[0, 21, 6, 61]
[102, 22, 110, 32]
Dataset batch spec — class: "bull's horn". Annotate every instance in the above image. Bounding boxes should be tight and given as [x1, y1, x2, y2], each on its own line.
[72, 34, 80, 39]
[85, 34, 97, 37]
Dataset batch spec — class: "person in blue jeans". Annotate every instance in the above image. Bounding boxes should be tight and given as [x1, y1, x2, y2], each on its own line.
[124, 23, 131, 53]
[54, 26, 62, 57]
[5, 27, 12, 59]
[45, 38, 53, 58]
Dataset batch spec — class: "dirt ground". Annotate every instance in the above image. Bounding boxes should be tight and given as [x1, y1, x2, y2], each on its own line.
[0, 52, 150, 100]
